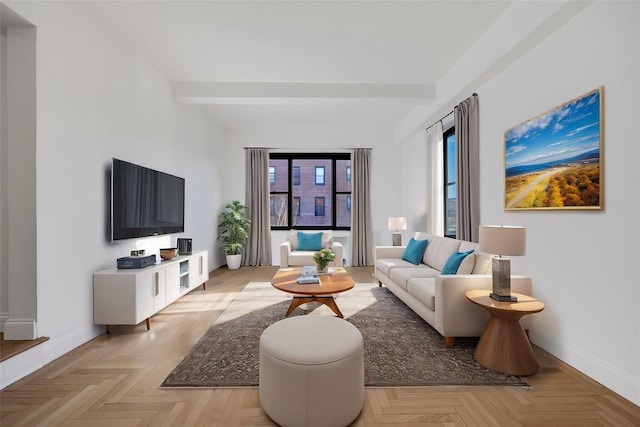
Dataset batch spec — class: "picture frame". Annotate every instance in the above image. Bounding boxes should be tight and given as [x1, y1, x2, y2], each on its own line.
[504, 87, 603, 210]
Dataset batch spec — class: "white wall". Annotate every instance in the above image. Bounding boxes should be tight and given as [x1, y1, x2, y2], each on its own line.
[0, 19, 8, 330]
[223, 126, 403, 266]
[399, 130, 428, 242]
[406, 2, 639, 405]
[4, 24, 37, 340]
[0, 2, 224, 387]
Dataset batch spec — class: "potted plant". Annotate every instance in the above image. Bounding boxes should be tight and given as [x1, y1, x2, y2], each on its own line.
[313, 248, 336, 273]
[217, 200, 251, 270]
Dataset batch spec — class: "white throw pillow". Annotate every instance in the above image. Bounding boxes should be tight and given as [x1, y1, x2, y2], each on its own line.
[457, 252, 476, 274]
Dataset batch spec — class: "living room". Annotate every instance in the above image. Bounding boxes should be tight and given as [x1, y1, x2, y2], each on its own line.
[1, 0, 639, 420]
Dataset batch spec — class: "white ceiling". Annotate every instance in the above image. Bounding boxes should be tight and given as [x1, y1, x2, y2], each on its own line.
[86, 1, 513, 128]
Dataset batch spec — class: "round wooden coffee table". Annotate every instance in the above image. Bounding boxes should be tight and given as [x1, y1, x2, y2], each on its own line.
[271, 267, 355, 318]
[466, 290, 544, 376]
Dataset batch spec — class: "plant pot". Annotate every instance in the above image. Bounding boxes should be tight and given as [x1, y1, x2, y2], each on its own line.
[316, 265, 328, 274]
[226, 254, 242, 270]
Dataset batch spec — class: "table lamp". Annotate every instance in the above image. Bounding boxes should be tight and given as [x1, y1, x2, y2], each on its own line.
[388, 217, 407, 246]
[478, 225, 526, 302]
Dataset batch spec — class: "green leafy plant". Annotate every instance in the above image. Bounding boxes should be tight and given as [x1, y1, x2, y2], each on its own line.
[217, 201, 251, 255]
[313, 248, 336, 271]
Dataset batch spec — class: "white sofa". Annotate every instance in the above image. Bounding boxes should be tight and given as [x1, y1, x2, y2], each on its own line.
[280, 230, 344, 268]
[374, 232, 532, 347]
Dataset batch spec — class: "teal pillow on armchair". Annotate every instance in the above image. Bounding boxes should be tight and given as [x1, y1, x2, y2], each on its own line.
[402, 238, 429, 265]
[296, 231, 323, 251]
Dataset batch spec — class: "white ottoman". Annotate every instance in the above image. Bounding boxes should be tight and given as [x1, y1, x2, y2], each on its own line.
[259, 316, 364, 427]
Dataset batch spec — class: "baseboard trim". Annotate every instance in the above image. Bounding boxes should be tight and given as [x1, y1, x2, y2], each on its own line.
[533, 330, 640, 406]
[0, 312, 8, 333]
[3, 318, 37, 340]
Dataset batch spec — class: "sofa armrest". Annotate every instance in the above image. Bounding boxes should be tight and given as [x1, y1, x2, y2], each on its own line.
[434, 275, 533, 338]
[280, 241, 292, 268]
[374, 245, 406, 261]
[330, 241, 344, 267]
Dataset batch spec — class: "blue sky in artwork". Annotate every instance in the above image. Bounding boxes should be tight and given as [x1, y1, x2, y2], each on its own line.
[505, 90, 600, 169]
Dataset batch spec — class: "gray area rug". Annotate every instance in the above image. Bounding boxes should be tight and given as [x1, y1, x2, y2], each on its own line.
[161, 281, 527, 388]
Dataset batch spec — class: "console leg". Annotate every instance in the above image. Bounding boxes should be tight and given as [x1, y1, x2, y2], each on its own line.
[145, 318, 151, 330]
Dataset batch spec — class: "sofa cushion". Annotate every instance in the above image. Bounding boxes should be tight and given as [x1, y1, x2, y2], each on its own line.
[406, 278, 436, 311]
[442, 250, 475, 274]
[376, 258, 421, 276]
[459, 241, 492, 274]
[288, 251, 317, 266]
[402, 237, 429, 265]
[390, 266, 439, 291]
[296, 231, 323, 251]
[423, 236, 462, 271]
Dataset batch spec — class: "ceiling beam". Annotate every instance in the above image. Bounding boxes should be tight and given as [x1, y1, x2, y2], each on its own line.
[172, 81, 435, 105]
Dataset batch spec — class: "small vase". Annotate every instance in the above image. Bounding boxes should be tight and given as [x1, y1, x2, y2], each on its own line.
[316, 265, 328, 274]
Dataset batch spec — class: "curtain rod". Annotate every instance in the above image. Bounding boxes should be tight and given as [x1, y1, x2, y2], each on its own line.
[425, 92, 478, 131]
[243, 147, 372, 150]
[425, 110, 453, 131]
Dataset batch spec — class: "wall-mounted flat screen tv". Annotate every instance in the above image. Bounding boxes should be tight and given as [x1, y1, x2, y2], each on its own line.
[111, 158, 185, 241]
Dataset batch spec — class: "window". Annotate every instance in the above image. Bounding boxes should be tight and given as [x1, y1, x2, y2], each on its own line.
[293, 196, 300, 217]
[315, 197, 325, 216]
[269, 166, 275, 183]
[293, 166, 300, 186]
[315, 166, 325, 185]
[269, 153, 351, 229]
[269, 158, 289, 226]
[444, 127, 456, 238]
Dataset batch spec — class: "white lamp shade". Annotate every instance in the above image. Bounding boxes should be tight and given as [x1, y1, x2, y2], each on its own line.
[388, 217, 407, 231]
[479, 225, 526, 256]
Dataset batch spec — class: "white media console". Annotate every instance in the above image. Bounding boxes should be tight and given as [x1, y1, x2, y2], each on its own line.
[93, 250, 208, 333]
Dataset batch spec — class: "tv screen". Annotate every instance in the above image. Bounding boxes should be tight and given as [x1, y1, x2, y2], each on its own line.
[111, 158, 185, 241]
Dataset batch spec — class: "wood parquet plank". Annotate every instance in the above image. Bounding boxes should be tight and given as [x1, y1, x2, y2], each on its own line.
[2, 266, 640, 427]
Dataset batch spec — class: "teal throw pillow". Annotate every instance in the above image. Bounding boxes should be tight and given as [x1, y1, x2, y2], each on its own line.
[442, 250, 475, 274]
[297, 232, 323, 251]
[402, 238, 429, 265]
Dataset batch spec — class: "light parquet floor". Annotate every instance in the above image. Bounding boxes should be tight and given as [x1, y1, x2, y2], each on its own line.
[1, 266, 639, 426]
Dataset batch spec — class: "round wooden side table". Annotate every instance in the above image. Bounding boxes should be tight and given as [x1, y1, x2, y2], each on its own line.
[466, 290, 544, 376]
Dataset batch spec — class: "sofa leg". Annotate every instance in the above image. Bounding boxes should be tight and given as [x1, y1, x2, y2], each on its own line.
[378, 280, 382, 287]
[444, 337, 454, 348]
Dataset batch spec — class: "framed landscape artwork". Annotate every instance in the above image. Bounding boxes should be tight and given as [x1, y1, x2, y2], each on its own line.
[504, 87, 603, 210]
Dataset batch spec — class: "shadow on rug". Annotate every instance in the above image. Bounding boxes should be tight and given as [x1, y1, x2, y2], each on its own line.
[161, 282, 528, 388]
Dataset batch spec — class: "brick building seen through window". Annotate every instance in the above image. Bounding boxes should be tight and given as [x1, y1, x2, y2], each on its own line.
[269, 154, 351, 229]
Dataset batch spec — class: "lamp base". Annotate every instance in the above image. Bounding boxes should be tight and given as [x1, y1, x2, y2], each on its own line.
[392, 233, 402, 246]
[491, 257, 518, 301]
[490, 293, 518, 302]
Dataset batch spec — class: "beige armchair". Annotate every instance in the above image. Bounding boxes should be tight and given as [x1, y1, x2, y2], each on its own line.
[280, 230, 344, 268]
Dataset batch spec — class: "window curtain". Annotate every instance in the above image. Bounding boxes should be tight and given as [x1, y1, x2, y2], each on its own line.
[454, 94, 480, 242]
[426, 122, 444, 235]
[243, 148, 272, 266]
[350, 148, 374, 266]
